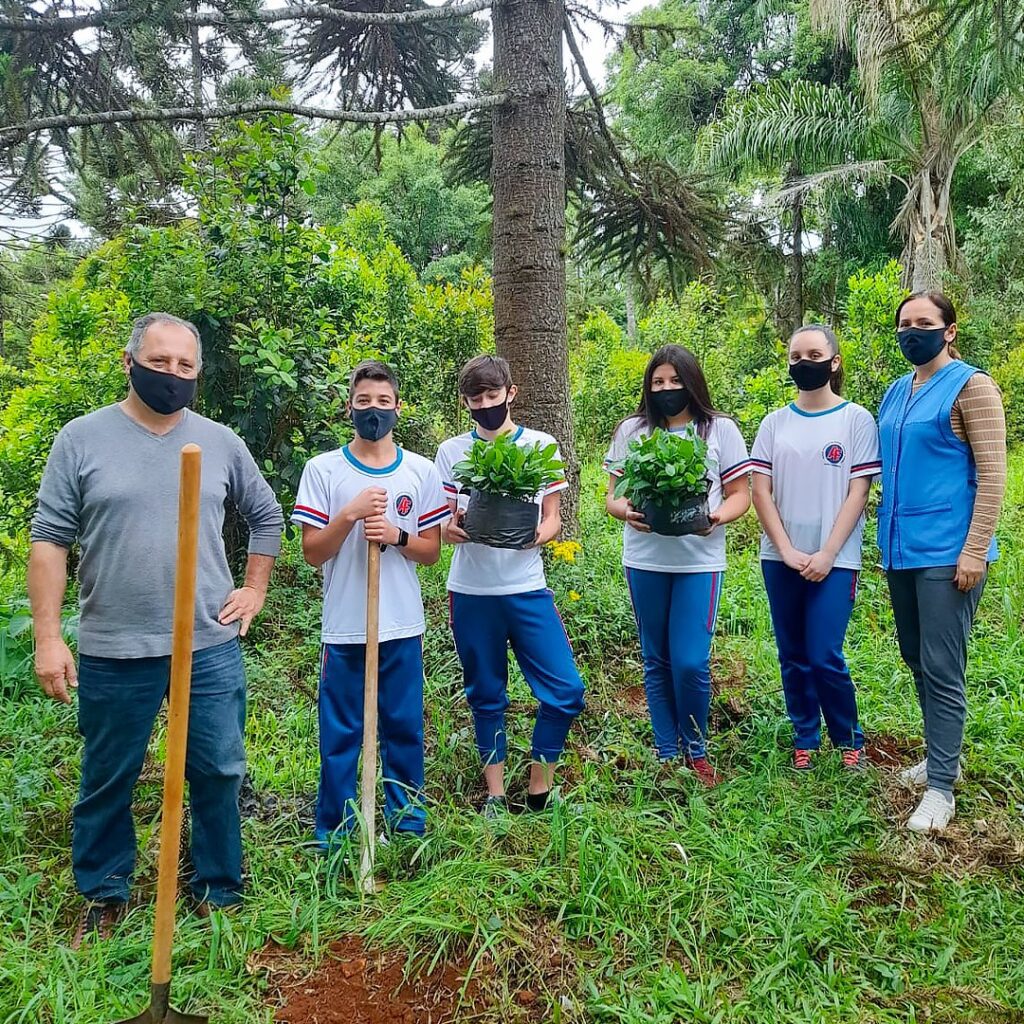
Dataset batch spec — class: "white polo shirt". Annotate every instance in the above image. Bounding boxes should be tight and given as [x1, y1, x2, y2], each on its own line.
[292, 445, 450, 644]
[604, 415, 751, 573]
[751, 401, 880, 570]
[434, 426, 567, 596]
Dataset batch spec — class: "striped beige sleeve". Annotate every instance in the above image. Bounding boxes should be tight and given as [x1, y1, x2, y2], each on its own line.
[953, 374, 1007, 561]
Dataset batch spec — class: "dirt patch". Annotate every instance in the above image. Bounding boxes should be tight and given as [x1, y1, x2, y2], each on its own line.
[614, 684, 648, 719]
[711, 653, 748, 691]
[864, 733, 922, 768]
[269, 937, 486, 1024]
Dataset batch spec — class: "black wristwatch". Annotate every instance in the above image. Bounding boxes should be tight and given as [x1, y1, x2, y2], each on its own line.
[397, 529, 410, 548]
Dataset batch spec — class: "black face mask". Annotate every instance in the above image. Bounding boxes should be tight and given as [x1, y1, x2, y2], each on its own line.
[789, 358, 834, 392]
[352, 406, 398, 442]
[470, 400, 509, 432]
[129, 361, 197, 415]
[897, 326, 949, 366]
[649, 388, 690, 419]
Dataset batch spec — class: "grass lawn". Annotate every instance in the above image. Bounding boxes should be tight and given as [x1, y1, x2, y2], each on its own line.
[1, 458, 1022, 1023]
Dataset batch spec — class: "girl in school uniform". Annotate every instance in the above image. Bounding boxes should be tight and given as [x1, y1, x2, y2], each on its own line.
[879, 292, 1006, 833]
[605, 345, 752, 786]
[751, 325, 880, 772]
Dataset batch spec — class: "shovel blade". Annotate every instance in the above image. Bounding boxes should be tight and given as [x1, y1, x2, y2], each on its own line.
[114, 1011, 208, 1024]
[114, 984, 208, 1024]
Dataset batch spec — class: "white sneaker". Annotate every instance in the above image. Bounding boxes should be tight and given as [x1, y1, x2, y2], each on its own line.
[907, 789, 955, 834]
[897, 758, 962, 790]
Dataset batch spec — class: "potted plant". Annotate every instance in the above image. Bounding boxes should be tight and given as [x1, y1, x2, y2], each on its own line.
[452, 432, 565, 549]
[612, 429, 712, 536]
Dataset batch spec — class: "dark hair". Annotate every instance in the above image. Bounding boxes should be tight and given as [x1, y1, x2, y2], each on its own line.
[895, 291, 961, 359]
[790, 323, 844, 396]
[458, 354, 512, 397]
[349, 359, 400, 399]
[629, 344, 719, 439]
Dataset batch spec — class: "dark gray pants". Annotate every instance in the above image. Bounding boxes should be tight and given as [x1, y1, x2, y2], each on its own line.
[886, 566, 985, 794]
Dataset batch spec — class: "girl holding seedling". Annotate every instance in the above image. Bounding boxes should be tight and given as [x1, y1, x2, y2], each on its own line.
[605, 345, 752, 786]
[878, 292, 1006, 834]
[750, 325, 879, 773]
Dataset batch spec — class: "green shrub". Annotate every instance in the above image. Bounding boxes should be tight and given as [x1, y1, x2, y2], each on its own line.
[570, 310, 647, 455]
[993, 334, 1024, 444]
[0, 117, 493, 541]
[838, 260, 908, 412]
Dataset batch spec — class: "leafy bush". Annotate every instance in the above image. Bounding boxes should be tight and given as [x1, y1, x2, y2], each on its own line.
[611, 429, 710, 508]
[838, 261, 908, 411]
[451, 432, 564, 500]
[0, 117, 493, 541]
[0, 287, 130, 528]
[570, 310, 647, 455]
[993, 335, 1024, 444]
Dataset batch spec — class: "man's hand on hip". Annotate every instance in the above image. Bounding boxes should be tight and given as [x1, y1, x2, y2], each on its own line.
[35, 637, 77, 704]
[219, 586, 266, 637]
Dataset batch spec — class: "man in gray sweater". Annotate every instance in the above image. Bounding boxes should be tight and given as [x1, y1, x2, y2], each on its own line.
[28, 312, 284, 947]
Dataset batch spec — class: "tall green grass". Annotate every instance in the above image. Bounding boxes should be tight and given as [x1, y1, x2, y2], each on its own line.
[0, 457, 1021, 1023]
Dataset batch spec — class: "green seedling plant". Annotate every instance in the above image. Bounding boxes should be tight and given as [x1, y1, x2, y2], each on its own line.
[612, 429, 710, 509]
[452, 432, 564, 500]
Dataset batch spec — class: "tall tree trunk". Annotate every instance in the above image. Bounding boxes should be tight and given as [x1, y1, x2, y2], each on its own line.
[492, 0, 577, 533]
[907, 167, 947, 292]
[786, 159, 804, 334]
[624, 273, 637, 341]
[190, 0, 206, 149]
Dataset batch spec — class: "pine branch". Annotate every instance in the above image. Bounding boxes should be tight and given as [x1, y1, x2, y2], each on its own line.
[563, 13, 630, 179]
[0, 94, 508, 143]
[0, 0, 494, 35]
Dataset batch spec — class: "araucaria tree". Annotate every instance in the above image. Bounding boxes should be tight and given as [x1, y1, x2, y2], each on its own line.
[1, 0, 722, 532]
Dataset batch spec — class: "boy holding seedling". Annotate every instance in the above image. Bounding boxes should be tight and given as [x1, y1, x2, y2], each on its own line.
[293, 360, 450, 843]
[435, 355, 585, 817]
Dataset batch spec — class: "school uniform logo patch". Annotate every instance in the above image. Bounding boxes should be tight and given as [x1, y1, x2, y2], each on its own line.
[822, 442, 846, 466]
[395, 493, 414, 517]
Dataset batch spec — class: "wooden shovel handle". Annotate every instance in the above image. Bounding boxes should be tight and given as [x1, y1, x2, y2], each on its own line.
[152, 444, 202, 986]
[359, 541, 381, 893]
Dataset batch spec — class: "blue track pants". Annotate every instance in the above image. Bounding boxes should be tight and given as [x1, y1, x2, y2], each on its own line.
[625, 568, 722, 760]
[317, 636, 426, 840]
[762, 560, 864, 751]
[449, 589, 585, 765]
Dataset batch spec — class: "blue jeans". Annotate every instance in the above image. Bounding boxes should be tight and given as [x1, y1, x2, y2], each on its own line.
[449, 589, 585, 765]
[318, 637, 427, 841]
[73, 639, 247, 906]
[762, 561, 864, 751]
[625, 568, 722, 760]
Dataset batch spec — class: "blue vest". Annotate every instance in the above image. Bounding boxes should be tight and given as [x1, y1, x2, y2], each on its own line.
[877, 360, 998, 571]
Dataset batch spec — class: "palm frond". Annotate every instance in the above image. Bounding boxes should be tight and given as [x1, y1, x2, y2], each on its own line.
[696, 79, 888, 175]
[774, 158, 900, 201]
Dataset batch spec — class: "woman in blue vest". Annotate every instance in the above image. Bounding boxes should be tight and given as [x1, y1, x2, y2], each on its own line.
[878, 292, 1006, 834]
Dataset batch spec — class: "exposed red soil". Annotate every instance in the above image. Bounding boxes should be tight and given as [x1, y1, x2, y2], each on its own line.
[615, 684, 649, 718]
[864, 733, 921, 768]
[270, 937, 485, 1024]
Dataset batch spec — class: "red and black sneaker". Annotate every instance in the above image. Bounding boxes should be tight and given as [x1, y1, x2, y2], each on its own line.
[685, 754, 721, 788]
[841, 748, 865, 771]
[71, 901, 125, 950]
[793, 748, 814, 772]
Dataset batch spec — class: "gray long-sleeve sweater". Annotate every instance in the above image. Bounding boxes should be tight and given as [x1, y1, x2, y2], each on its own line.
[31, 404, 284, 658]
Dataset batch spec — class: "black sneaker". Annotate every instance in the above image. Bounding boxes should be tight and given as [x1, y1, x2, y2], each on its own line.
[71, 901, 125, 950]
[481, 795, 509, 819]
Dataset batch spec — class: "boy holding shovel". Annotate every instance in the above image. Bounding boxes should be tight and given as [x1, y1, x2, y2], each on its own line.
[293, 360, 449, 844]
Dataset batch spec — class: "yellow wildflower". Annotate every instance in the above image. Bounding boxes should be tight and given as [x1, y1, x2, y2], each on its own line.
[547, 539, 583, 563]
[569, 591, 581, 602]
